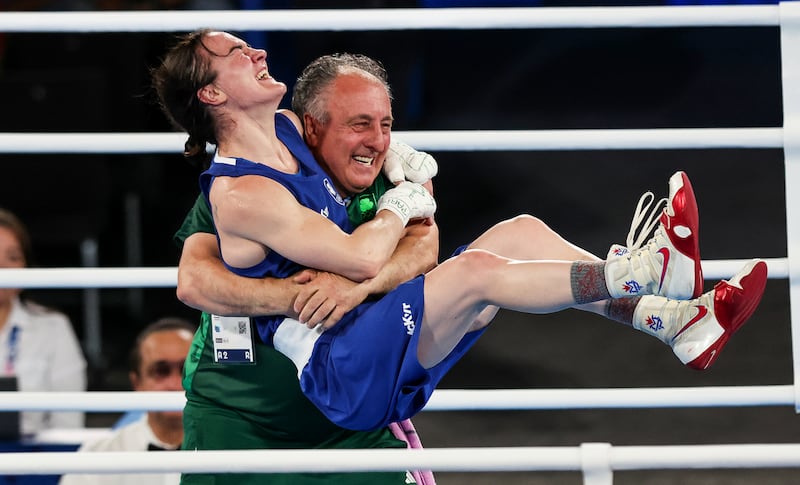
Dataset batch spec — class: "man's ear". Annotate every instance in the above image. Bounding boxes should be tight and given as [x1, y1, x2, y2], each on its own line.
[197, 84, 225, 105]
[303, 113, 321, 145]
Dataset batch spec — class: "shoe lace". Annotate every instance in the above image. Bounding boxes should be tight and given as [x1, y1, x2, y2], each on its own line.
[625, 191, 667, 250]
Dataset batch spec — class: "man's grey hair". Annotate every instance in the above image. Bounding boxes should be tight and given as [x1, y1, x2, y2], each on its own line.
[291, 53, 392, 124]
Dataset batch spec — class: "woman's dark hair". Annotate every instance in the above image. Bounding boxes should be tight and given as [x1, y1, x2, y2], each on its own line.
[152, 28, 219, 169]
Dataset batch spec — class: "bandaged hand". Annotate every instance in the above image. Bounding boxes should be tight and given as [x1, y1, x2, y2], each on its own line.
[382, 139, 438, 185]
[377, 181, 437, 227]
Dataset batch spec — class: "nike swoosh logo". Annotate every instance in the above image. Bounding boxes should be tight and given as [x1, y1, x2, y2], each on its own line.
[657, 247, 670, 293]
[703, 350, 717, 370]
[675, 305, 708, 338]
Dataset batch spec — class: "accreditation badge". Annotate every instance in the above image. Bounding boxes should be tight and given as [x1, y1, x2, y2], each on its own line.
[211, 315, 256, 364]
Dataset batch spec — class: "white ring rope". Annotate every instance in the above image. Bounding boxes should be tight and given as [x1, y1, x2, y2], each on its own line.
[0, 267, 178, 288]
[0, 128, 784, 154]
[0, 6, 780, 33]
[0, 258, 787, 289]
[0, 444, 798, 475]
[0, 386, 793, 412]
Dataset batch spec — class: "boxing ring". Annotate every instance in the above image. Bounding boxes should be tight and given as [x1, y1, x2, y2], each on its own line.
[0, 3, 799, 483]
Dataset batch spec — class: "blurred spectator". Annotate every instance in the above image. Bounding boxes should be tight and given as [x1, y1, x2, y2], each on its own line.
[0, 208, 87, 436]
[59, 316, 195, 485]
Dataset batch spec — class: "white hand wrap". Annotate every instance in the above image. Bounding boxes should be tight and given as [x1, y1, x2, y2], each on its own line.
[382, 139, 439, 185]
[377, 181, 437, 226]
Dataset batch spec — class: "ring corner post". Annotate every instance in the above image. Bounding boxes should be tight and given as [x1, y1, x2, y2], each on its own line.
[779, 0, 800, 414]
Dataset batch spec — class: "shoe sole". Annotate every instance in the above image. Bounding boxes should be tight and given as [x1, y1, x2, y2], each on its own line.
[686, 259, 768, 370]
[662, 171, 703, 299]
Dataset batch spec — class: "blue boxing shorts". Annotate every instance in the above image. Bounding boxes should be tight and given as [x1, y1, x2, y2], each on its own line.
[273, 265, 486, 431]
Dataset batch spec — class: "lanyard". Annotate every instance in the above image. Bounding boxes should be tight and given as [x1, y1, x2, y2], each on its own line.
[5, 325, 19, 375]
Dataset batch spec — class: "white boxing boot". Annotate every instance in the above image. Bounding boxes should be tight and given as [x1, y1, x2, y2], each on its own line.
[632, 259, 767, 370]
[606, 171, 703, 300]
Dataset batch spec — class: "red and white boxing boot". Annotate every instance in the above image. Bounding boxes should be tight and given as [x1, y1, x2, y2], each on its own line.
[632, 259, 768, 370]
[606, 171, 703, 300]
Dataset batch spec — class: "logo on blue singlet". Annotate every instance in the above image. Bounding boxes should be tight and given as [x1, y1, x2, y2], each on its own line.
[323, 178, 346, 206]
[402, 303, 415, 336]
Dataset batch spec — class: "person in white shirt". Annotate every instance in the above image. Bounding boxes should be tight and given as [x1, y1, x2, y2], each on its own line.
[0, 208, 86, 436]
[59, 317, 195, 485]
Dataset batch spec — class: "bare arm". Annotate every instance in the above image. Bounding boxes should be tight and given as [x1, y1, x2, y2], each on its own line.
[359, 178, 439, 296]
[213, 175, 412, 282]
[294, 220, 439, 327]
[176, 232, 300, 317]
[181, 169, 437, 318]
[177, 221, 438, 322]
[359, 219, 439, 295]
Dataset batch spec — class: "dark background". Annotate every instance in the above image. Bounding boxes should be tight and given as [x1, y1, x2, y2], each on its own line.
[0, 1, 795, 483]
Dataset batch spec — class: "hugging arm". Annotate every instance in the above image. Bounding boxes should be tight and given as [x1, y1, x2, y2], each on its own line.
[177, 220, 438, 324]
[294, 219, 439, 327]
[177, 232, 299, 317]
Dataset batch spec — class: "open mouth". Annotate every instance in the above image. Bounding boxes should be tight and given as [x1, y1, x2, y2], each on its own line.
[256, 68, 270, 80]
[353, 155, 374, 166]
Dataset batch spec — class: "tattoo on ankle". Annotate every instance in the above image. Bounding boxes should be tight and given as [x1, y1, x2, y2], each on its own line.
[605, 297, 640, 326]
[571, 261, 611, 304]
